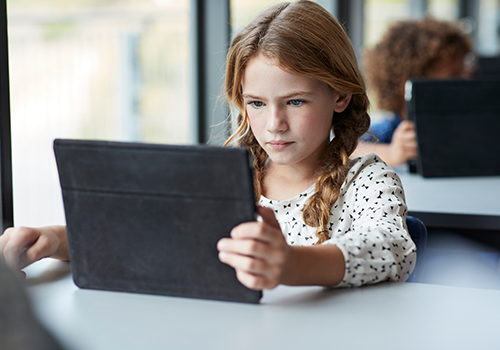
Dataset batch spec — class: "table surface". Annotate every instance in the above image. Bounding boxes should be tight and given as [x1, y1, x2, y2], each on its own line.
[22, 170, 500, 349]
[25, 260, 500, 350]
[396, 169, 500, 230]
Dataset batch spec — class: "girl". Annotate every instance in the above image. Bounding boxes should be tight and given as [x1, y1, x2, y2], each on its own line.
[216, 0, 415, 289]
[0, 1, 416, 288]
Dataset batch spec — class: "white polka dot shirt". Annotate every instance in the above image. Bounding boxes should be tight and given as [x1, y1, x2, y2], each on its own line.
[259, 154, 417, 287]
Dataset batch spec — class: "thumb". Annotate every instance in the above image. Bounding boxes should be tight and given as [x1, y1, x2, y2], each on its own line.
[257, 206, 281, 230]
[400, 120, 415, 130]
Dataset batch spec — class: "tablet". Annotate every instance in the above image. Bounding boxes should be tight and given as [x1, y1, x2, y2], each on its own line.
[406, 78, 500, 177]
[54, 139, 261, 303]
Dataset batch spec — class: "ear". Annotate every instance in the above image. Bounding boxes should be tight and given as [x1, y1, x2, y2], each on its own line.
[333, 92, 352, 113]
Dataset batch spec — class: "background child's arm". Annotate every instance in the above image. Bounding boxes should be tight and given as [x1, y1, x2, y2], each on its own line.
[217, 206, 345, 290]
[352, 120, 417, 166]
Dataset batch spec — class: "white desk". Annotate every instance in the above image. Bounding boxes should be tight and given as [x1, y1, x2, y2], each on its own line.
[25, 260, 500, 350]
[397, 171, 500, 230]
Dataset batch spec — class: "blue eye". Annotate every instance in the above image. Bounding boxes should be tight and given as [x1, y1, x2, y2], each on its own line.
[250, 101, 264, 108]
[289, 99, 304, 106]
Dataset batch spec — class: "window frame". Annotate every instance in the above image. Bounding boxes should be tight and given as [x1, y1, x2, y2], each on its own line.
[0, 0, 12, 231]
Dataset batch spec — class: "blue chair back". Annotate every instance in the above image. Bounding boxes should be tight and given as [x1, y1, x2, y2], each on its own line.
[405, 215, 427, 282]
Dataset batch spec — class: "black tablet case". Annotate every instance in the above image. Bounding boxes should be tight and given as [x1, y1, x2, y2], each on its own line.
[474, 56, 500, 78]
[54, 139, 262, 303]
[406, 79, 500, 178]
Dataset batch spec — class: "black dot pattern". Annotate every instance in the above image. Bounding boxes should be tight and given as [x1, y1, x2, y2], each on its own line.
[259, 154, 417, 287]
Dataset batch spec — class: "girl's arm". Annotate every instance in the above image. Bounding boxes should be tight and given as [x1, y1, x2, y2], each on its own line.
[217, 206, 345, 290]
[0, 225, 68, 278]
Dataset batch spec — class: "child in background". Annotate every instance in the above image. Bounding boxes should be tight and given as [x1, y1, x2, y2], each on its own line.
[0, 1, 416, 289]
[352, 18, 474, 166]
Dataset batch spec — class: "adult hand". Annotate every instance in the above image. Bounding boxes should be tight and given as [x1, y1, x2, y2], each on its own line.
[389, 120, 418, 165]
[217, 206, 290, 290]
[0, 226, 68, 278]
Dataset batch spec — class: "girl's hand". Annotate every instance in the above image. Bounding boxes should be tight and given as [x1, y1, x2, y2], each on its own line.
[0, 226, 69, 278]
[217, 206, 290, 290]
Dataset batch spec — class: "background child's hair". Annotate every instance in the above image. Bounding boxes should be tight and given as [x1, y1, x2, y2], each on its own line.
[364, 17, 473, 114]
[224, 0, 370, 243]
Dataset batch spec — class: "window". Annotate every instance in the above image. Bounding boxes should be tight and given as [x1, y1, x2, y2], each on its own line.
[477, 0, 500, 56]
[364, 0, 409, 49]
[231, 0, 283, 34]
[3, 0, 500, 228]
[7, 0, 190, 226]
[428, 0, 459, 20]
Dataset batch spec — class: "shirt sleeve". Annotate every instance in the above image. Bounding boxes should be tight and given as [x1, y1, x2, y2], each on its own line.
[323, 156, 417, 287]
[360, 114, 401, 144]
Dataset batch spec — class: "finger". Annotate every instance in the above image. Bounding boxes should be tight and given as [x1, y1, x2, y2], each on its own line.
[395, 128, 416, 142]
[393, 132, 414, 148]
[0, 227, 14, 251]
[396, 131, 416, 147]
[219, 251, 280, 285]
[230, 221, 277, 244]
[235, 269, 277, 290]
[218, 236, 285, 264]
[19, 234, 57, 269]
[219, 250, 265, 272]
[402, 138, 418, 152]
[229, 207, 282, 241]
[401, 129, 416, 139]
[217, 236, 261, 256]
[2, 228, 39, 270]
[399, 146, 416, 158]
[3, 241, 26, 271]
[402, 140, 417, 150]
[399, 120, 415, 131]
[257, 206, 281, 230]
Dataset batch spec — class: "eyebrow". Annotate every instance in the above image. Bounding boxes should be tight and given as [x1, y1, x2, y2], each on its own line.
[242, 91, 316, 100]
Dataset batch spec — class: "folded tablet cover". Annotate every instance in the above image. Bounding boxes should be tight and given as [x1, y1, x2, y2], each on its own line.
[54, 139, 261, 303]
[406, 79, 500, 178]
[474, 57, 500, 78]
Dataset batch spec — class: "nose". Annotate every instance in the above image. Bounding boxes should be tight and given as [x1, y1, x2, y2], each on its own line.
[267, 106, 288, 133]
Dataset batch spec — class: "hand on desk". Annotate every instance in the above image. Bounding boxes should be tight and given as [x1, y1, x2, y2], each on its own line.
[0, 225, 69, 278]
[217, 206, 290, 290]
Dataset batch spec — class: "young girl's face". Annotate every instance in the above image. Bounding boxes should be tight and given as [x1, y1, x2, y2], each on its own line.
[242, 53, 346, 170]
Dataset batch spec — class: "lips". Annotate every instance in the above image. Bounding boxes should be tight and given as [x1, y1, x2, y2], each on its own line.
[267, 140, 294, 150]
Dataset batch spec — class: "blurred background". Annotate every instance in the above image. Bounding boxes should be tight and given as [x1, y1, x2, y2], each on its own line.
[6, 0, 500, 226]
